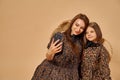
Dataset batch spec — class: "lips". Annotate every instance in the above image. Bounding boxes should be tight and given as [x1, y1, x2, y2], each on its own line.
[75, 31, 80, 34]
[87, 36, 93, 39]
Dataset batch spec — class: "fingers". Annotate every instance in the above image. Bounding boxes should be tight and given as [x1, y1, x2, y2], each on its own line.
[54, 42, 62, 53]
[55, 42, 62, 48]
[51, 38, 54, 44]
[55, 45, 62, 53]
[51, 38, 62, 46]
[53, 39, 60, 46]
[49, 38, 63, 54]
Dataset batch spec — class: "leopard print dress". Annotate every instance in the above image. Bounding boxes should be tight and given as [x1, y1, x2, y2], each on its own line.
[81, 41, 112, 80]
[32, 32, 83, 80]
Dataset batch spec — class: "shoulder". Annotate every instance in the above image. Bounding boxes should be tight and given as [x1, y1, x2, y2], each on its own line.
[100, 44, 108, 52]
[84, 44, 101, 51]
[99, 44, 110, 56]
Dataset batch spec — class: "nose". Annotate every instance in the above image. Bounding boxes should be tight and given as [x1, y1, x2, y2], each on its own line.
[76, 27, 81, 32]
[87, 33, 91, 36]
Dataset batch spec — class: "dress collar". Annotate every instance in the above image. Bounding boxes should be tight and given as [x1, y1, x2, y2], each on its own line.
[70, 34, 81, 42]
[85, 41, 100, 49]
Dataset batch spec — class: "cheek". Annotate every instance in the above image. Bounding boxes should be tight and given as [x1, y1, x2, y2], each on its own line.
[71, 26, 74, 31]
[85, 34, 88, 38]
[72, 25, 76, 31]
[94, 34, 97, 38]
[71, 26, 75, 34]
[81, 29, 84, 32]
[79, 29, 84, 34]
[95, 35, 97, 39]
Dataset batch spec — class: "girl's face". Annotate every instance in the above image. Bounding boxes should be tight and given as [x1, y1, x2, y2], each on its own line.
[71, 19, 85, 35]
[85, 27, 97, 42]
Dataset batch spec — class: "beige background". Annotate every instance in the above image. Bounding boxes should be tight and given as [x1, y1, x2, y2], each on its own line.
[0, 0, 120, 80]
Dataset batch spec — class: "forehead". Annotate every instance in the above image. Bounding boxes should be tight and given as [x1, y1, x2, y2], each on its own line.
[74, 19, 84, 24]
[74, 19, 85, 26]
[86, 27, 95, 31]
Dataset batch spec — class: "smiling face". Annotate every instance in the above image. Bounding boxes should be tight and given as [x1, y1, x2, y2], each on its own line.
[71, 19, 85, 35]
[85, 26, 97, 42]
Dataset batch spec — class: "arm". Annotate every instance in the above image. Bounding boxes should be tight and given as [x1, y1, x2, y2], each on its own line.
[99, 46, 111, 80]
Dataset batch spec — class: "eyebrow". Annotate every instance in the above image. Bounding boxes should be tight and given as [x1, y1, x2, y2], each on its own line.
[75, 23, 85, 27]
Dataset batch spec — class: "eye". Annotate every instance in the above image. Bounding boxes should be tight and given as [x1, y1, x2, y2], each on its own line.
[80, 27, 85, 30]
[75, 23, 79, 26]
[90, 30, 94, 33]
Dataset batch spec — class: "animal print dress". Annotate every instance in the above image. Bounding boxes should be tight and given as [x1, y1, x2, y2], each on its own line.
[32, 32, 83, 80]
[81, 41, 112, 80]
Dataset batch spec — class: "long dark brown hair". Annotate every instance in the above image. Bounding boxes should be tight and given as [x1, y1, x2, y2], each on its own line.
[84, 22, 104, 44]
[64, 13, 89, 56]
[85, 22, 111, 62]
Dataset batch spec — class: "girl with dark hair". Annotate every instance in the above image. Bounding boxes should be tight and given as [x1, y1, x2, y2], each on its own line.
[81, 22, 112, 80]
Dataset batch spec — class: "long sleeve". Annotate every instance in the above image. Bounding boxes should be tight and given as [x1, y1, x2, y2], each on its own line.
[46, 32, 64, 62]
[98, 46, 112, 80]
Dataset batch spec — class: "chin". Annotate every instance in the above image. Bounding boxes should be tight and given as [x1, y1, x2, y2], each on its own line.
[88, 39, 93, 41]
[75, 33, 81, 35]
[75, 34, 79, 35]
